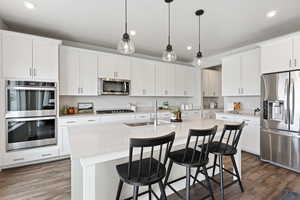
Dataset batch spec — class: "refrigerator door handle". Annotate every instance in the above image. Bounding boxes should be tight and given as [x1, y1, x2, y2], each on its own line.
[291, 79, 295, 125]
[285, 79, 289, 124]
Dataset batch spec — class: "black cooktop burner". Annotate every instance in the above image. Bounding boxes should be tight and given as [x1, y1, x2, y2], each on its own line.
[96, 109, 134, 114]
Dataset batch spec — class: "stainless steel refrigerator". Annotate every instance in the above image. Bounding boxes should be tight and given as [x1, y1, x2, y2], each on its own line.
[261, 70, 300, 172]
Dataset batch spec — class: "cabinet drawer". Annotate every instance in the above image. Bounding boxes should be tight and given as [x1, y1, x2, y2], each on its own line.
[135, 113, 150, 120]
[59, 117, 100, 126]
[3, 147, 59, 166]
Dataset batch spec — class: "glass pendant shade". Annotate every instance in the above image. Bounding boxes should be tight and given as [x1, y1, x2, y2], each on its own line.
[193, 57, 202, 66]
[118, 33, 135, 54]
[162, 45, 177, 62]
[194, 51, 202, 66]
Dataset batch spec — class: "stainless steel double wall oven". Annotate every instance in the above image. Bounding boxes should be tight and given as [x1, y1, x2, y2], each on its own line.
[5, 81, 57, 151]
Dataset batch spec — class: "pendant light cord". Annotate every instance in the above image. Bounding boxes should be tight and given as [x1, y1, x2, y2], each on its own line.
[125, 0, 128, 33]
[168, 3, 171, 45]
[198, 15, 201, 52]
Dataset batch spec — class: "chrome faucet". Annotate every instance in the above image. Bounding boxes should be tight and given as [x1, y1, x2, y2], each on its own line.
[154, 99, 158, 127]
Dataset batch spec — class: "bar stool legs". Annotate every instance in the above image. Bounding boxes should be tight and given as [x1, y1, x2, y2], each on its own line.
[203, 166, 215, 200]
[116, 180, 124, 200]
[186, 166, 191, 200]
[230, 155, 244, 192]
[218, 155, 224, 200]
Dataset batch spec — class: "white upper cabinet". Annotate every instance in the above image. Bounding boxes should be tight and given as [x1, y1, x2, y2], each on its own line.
[1, 30, 61, 81]
[222, 49, 260, 96]
[130, 58, 155, 96]
[184, 67, 195, 97]
[60, 46, 98, 96]
[293, 35, 300, 70]
[156, 62, 175, 96]
[2, 31, 33, 80]
[60, 46, 80, 95]
[78, 50, 98, 96]
[261, 38, 293, 74]
[175, 65, 185, 96]
[98, 53, 130, 80]
[240, 49, 261, 95]
[222, 55, 241, 96]
[202, 69, 220, 97]
[33, 38, 59, 81]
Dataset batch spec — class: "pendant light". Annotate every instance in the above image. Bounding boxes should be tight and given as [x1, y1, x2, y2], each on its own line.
[162, 0, 176, 62]
[118, 0, 135, 54]
[194, 9, 204, 66]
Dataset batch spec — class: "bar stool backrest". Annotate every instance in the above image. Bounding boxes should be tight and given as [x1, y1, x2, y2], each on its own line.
[183, 126, 218, 165]
[128, 132, 176, 180]
[217, 122, 245, 154]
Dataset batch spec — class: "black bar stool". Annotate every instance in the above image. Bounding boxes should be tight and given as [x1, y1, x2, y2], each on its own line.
[115, 132, 175, 200]
[163, 126, 218, 200]
[193, 122, 245, 200]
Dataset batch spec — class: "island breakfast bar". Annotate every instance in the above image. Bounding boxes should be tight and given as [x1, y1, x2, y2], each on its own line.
[68, 117, 242, 200]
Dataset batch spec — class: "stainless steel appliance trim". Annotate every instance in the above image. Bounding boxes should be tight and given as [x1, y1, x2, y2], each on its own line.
[6, 86, 56, 91]
[6, 116, 57, 152]
[261, 159, 300, 173]
[5, 110, 57, 119]
[7, 138, 57, 152]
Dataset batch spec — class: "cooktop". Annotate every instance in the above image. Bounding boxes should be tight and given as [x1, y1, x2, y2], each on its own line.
[96, 109, 134, 114]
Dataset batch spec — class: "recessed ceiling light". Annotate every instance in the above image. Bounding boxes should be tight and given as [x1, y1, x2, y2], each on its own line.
[266, 10, 277, 18]
[187, 46, 192, 51]
[24, 1, 35, 10]
[129, 30, 136, 36]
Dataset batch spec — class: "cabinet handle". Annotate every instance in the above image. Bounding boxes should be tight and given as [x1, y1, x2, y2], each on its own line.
[88, 119, 96, 122]
[295, 59, 297, 67]
[66, 121, 76, 124]
[81, 88, 83, 94]
[33, 68, 36, 77]
[290, 59, 292, 68]
[41, 153, 52, 157]
[29, 68, 32, 76]
[13, 158, 25, 162]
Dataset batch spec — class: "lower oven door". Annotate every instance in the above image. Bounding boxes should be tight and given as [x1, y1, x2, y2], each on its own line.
[6, 116, 57, 151]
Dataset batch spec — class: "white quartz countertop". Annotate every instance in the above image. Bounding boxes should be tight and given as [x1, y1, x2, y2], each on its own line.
[68, 117, 226, 165]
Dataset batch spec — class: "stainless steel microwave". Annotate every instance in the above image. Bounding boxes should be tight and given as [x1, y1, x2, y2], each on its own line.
[99, 79, 130, 95]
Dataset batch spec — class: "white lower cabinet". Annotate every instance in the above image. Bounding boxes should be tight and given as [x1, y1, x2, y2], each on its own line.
[2, 146, 59, 167]
[59, 127, 71, 156]
[216, 113, 260, 155]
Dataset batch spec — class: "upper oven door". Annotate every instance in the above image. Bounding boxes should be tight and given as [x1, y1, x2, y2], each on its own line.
[6, 86, 56, 118]
[100, 79, 130, 95]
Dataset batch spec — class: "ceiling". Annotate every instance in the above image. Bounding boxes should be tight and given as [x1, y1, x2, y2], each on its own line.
[0, 0, 300, 62]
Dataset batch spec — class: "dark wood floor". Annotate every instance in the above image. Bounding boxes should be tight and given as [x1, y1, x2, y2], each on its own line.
[0, 153, 299, 200]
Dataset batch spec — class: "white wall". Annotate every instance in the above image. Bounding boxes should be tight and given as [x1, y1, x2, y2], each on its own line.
[223, 96, 260, 113]
[0, 18, 7, 29]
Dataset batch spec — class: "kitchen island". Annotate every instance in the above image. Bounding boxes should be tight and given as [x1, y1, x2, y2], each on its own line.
[68, 116, 242, 200]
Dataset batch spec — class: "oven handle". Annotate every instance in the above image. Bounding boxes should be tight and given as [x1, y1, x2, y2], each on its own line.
[7, 116, 56, 122]
[7, 87, 56, 91]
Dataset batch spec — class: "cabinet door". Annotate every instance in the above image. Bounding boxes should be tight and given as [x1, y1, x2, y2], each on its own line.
[242, 123, 260, 155]
[59, 46, 80, 95]
[293, 36, 300, 70]
[184, 67, 195, 97]
[241, 49, 261, 95]
[202, 69, 210, 97]
[98, 53, 116, 79]
[156, 62, 169, 96]
[261, 38, 293, 74]
[115, 55, 130, 80]
[222, 55, 241, 96]
[2, 31, 33, 80]
[175, 65, 185, 96]
[79, 50, 98, 96]
[33, 38, 59, 81]
[59, 127, 71, 156]
[130, 58, 155, 96]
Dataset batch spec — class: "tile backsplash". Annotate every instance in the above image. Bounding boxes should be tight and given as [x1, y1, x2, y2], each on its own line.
[59, 96, 200, 112]
[223, 96, 260, 113]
